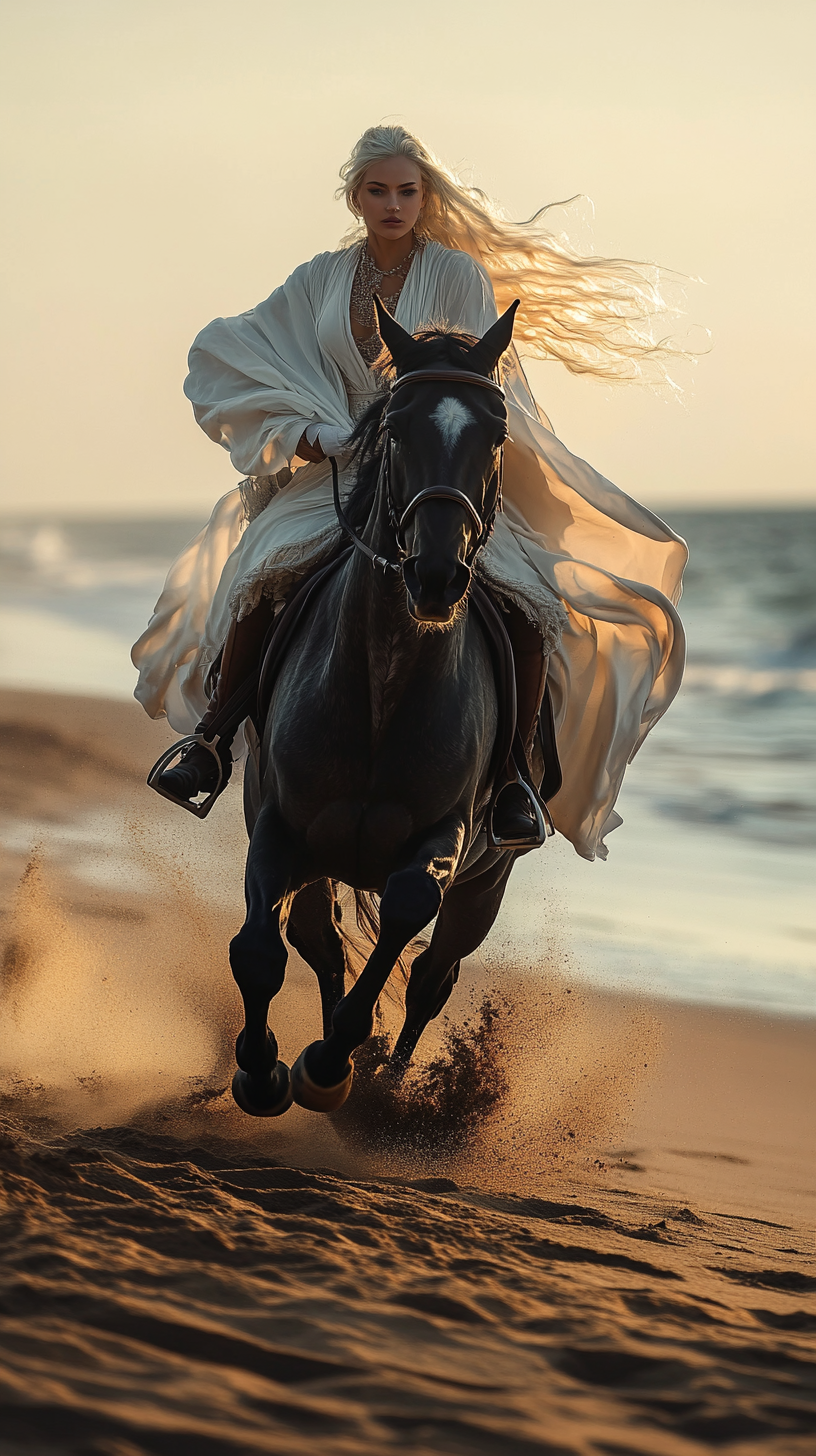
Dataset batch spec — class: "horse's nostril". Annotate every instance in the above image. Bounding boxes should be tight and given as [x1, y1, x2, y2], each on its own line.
[404, 558, 446, 590]
[421, 569, 457, 599]
[404, 558, 471, 618]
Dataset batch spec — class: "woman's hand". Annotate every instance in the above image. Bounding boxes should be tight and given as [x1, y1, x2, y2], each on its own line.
[295, 431, 326, 464]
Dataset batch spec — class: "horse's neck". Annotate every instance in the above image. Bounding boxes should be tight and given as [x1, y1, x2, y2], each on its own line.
[338, 490, 464, 739]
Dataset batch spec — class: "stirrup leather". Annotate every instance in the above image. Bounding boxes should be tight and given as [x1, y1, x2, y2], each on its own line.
[487, 772, 554, 851]
[146, 734, 227, 819]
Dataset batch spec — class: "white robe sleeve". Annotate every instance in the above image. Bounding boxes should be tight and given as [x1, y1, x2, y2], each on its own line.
[184, 257, 352, 478]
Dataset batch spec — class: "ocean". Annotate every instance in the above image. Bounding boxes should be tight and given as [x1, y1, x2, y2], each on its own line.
[1, 508, 815, 1016]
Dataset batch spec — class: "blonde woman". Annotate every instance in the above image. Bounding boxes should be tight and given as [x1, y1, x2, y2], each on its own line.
[133, 125, 687, 860]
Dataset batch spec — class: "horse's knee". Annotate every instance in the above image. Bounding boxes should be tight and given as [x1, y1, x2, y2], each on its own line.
[380, 868, 442, 941]
[229, 927, 287, 999]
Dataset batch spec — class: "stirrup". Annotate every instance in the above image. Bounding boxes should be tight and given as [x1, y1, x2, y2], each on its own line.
[487, 774, 553, 851]
[146, 734, 228, 819]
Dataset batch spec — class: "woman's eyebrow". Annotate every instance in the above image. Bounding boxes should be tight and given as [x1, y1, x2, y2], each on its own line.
[365, 179, 419, 189]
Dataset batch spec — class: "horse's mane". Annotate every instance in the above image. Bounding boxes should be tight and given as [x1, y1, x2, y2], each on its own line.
[344, 329, 479, 531]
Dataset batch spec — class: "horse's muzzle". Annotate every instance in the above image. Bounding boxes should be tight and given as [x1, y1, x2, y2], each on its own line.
[403, 557, 471, 624]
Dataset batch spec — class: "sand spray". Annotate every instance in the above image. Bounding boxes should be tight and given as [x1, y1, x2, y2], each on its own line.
[0, 811, 660, 1190]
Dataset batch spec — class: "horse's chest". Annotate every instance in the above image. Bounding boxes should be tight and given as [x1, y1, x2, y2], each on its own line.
[273, 690, 486, 883]
[365, 635, 418, 739]
[265, 613, 496, 886]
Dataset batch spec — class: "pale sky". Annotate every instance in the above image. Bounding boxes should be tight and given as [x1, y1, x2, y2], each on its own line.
[1, 0, 813, 516]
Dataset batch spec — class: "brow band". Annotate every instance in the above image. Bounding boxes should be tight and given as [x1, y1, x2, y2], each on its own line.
[390, 369, 506, 401]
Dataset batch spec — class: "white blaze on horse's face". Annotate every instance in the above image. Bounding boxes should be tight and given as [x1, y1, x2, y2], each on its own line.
[430, 397, 476, 450]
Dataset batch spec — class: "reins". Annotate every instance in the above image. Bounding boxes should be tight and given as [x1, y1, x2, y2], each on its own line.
[330, 367, 506, 576]
[331, 453, 401, 575]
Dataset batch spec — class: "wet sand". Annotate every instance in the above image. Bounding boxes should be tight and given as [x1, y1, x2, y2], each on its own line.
[1, 689, 814, 1454]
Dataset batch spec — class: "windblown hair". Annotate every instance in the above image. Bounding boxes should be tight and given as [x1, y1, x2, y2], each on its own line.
[339, 124, 685, 382]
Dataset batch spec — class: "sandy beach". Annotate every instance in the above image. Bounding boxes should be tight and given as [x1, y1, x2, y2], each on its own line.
[1, 689, 814, 1454]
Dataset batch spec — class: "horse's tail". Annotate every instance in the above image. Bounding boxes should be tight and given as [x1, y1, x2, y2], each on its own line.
[350, 889, 382, 964]
[337, 888, 426, 986]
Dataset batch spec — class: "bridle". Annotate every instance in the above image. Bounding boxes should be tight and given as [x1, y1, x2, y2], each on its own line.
[331, 367, 507, 576]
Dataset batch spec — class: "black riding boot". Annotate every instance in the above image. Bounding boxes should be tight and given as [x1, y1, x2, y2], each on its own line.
[491, 605, 549, 846]
[491, 779, 540, 842]
[155, 718, 234, 805]
[153, 597, 275, 810]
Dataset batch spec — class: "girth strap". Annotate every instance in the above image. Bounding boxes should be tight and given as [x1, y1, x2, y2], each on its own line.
[470, 582, 562, 812]
[468, 583, 518, 788]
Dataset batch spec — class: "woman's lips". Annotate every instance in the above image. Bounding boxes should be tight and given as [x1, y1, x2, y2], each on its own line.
[382, 219, 404, 228]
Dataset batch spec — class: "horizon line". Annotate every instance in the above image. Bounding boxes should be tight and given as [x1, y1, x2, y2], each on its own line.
[1, 499, 815, 524]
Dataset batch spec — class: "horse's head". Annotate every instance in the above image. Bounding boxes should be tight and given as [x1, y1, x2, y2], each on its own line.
[375, 297, 519, 625]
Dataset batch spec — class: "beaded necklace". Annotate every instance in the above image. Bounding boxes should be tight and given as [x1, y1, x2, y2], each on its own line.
[350, 234, 426, 368]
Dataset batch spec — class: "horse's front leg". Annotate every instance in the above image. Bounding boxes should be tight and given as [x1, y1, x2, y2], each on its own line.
[391, 848, 517, 1072]
[229, 802, 296, 1117]
[291, 815, 466, 1111]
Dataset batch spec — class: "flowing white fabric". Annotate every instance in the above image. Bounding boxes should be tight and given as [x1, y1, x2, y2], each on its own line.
[132, 240, 687, 860]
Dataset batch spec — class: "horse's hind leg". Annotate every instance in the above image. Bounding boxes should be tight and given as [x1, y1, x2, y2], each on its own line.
[392, 851, 517, 1070]
[229, 802, 294, 1117]
[286, 879, 347, 1039]
[292, 815, 465, 1111]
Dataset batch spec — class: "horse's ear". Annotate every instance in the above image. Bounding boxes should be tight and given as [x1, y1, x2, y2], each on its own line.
[374, 295, 415, 368]
[467, 300, 520, 375]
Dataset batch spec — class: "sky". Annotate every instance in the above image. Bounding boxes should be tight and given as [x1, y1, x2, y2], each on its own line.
[1, 0, 814, 517]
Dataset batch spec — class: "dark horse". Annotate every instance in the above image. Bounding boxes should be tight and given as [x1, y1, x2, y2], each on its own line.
[230, 297, 547, 1118]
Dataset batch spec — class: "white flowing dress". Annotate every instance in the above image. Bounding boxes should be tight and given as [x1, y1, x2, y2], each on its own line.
[132, 240, 687, 861]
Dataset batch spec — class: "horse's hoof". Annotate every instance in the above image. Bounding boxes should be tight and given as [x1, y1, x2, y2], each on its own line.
[291, 1043, 353, 1112]
[231, 1062, 293, 1118]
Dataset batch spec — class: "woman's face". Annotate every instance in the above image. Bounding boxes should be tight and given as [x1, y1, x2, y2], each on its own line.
[355, 157, 424, 242]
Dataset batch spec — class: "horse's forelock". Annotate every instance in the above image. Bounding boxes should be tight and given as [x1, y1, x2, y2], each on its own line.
[404, 329, 479, 371]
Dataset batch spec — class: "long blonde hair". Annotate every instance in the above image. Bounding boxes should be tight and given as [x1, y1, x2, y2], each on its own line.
[339, 124, 685, 382]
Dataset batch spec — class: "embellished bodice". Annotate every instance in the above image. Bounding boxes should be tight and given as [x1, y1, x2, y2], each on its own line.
[349, 236, 427, 368]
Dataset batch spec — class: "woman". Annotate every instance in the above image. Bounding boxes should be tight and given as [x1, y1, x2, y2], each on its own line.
[132, 125, 687, 861]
